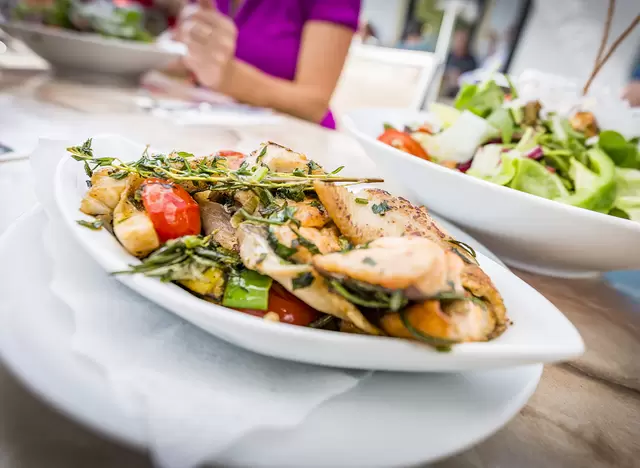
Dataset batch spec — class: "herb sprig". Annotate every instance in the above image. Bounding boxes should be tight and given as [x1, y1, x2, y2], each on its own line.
[114, 235, 241, 282]
[68, 139, 383, 192]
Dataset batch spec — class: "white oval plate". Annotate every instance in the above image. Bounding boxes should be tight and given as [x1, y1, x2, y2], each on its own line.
[0, 208, 543, 467]
[342, 107, 640, 277]
[1, 21, 180, 78]
[54, 135, 584, 371]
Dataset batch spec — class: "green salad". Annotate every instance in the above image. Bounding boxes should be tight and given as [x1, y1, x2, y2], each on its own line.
[12, 0, 154, 42]
[402, 79, 640, 221]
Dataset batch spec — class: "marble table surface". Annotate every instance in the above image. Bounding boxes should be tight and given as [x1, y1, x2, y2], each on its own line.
[0, 71, 638, 468]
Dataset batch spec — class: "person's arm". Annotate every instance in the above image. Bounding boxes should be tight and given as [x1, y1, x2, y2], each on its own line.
[181, 0, 358, 123]
[220, 22, 353, 123]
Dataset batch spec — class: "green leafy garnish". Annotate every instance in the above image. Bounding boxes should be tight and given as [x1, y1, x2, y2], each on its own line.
[115, 235, 241, 282]
[362, 257, 377, 266]
[292, 272, 314, 290]
[371, 201, 391, 216]
[355, 197, 369, 205]
[76, 219, 103, 230]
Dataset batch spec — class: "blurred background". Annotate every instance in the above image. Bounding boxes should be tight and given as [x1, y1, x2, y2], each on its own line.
[1, 0, 639, 114]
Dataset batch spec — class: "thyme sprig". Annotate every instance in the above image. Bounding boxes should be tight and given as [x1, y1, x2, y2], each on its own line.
[68, 139, 383, 191]
[114, 235, 241, 282]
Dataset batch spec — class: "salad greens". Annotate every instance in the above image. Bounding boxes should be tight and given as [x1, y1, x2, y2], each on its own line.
[12, 0, 154, 42]
[419, 77, 640, 221]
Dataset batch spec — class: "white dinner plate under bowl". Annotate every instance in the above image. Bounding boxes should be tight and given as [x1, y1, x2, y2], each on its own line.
[0, 208, 543, 467]
[1, 21, 181, 82]
[54, 135, 584, 372]
[342, 107, 640, 277]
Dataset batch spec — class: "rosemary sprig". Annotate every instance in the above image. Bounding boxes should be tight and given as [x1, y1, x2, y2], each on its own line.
[68, 139, 383, 190]
[447, 240, 477, 262]
[114, 235, 241, 282]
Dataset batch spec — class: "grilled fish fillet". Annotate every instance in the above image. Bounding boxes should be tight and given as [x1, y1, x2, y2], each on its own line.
[380, 299, 494, 343]
[245, 142, 323, 174]
[288, 199, 330, 228]
[313, 237, 465, 299]
[313, 182, 472, 261]
[238, 223, 382, 335]
[314, 181, 508, 340]
[270, 224, 341, 264]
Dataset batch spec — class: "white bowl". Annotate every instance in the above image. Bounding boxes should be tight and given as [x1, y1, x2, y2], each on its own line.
[342, 108, 640, 277]
[50, 134, 584, 371]
[1, 21, 180, 81]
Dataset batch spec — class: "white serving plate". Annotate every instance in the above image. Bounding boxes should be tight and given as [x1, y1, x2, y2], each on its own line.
[1, 21, 180, 80]
[54, 135, 584, 371]
[0, 208, 543, 467]
[342, 107, 640, 277]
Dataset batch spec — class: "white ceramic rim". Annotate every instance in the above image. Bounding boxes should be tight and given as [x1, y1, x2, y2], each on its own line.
[1, 20, 180, 56]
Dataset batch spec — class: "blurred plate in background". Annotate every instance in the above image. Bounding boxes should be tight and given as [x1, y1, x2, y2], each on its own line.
[1, 21, 181, 83]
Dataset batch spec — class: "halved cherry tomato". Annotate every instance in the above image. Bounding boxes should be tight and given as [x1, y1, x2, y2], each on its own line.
[215, 150, 245, 169]
[236, 284, 319, 326]
[140, 178, 201, 242]
[377, 129, 430, 160]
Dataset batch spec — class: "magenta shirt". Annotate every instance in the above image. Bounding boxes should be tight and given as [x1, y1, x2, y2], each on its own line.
[214, 0, 361, 129]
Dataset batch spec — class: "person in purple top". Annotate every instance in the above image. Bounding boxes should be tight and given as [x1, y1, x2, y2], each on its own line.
[178, 0, 361, 129]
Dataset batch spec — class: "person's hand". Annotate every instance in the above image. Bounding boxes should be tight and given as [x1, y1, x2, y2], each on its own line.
[179, 0, 237, 90]
[621, 81, 640, 107]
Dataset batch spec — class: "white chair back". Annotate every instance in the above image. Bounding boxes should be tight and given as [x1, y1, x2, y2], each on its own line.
[331, 43, 441, 123]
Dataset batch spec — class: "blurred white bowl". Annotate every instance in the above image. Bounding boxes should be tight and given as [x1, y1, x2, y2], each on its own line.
[342, 108, 640, 278]
[1, 21, 181, 81]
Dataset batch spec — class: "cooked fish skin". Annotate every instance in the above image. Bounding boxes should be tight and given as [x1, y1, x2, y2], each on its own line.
[270, 224, 341, 264]
[112, 176, 160, 258]
[312, 237, 465, 298]
[198, 200, 239, 251]
[288, 199, 331, 228]
[80, 168, 131, 216]
[238, 223, 383, 335]
[380, 299, 494, 343]
[313, 181, 472, 261]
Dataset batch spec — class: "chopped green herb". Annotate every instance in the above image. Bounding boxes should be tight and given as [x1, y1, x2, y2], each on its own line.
[338, 237, 353, 252]
[256, 145, 268, 164]
[383, 123, 396, 131]
[330, 165, 345, 175]
[292, 272, 314, 290]
[308, 314, 336, 329]
[76, 219, 103, 230]
[293, 230, 320, 254]
[362, 256, 377, 266]
[307, 160, 322, 174]
[109, 170, 129, 180]
[267, 229, 298, 259]
[371, 200, 391, 216]
[309, 200, 325, 211]
[355, 197, 369, 205]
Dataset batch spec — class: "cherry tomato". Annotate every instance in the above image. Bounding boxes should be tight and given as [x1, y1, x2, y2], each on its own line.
[140, 178, 201, 242]
[377, 129, 430, 160]
[236, 284, 319, 326]
[215, 150, 245, 169]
